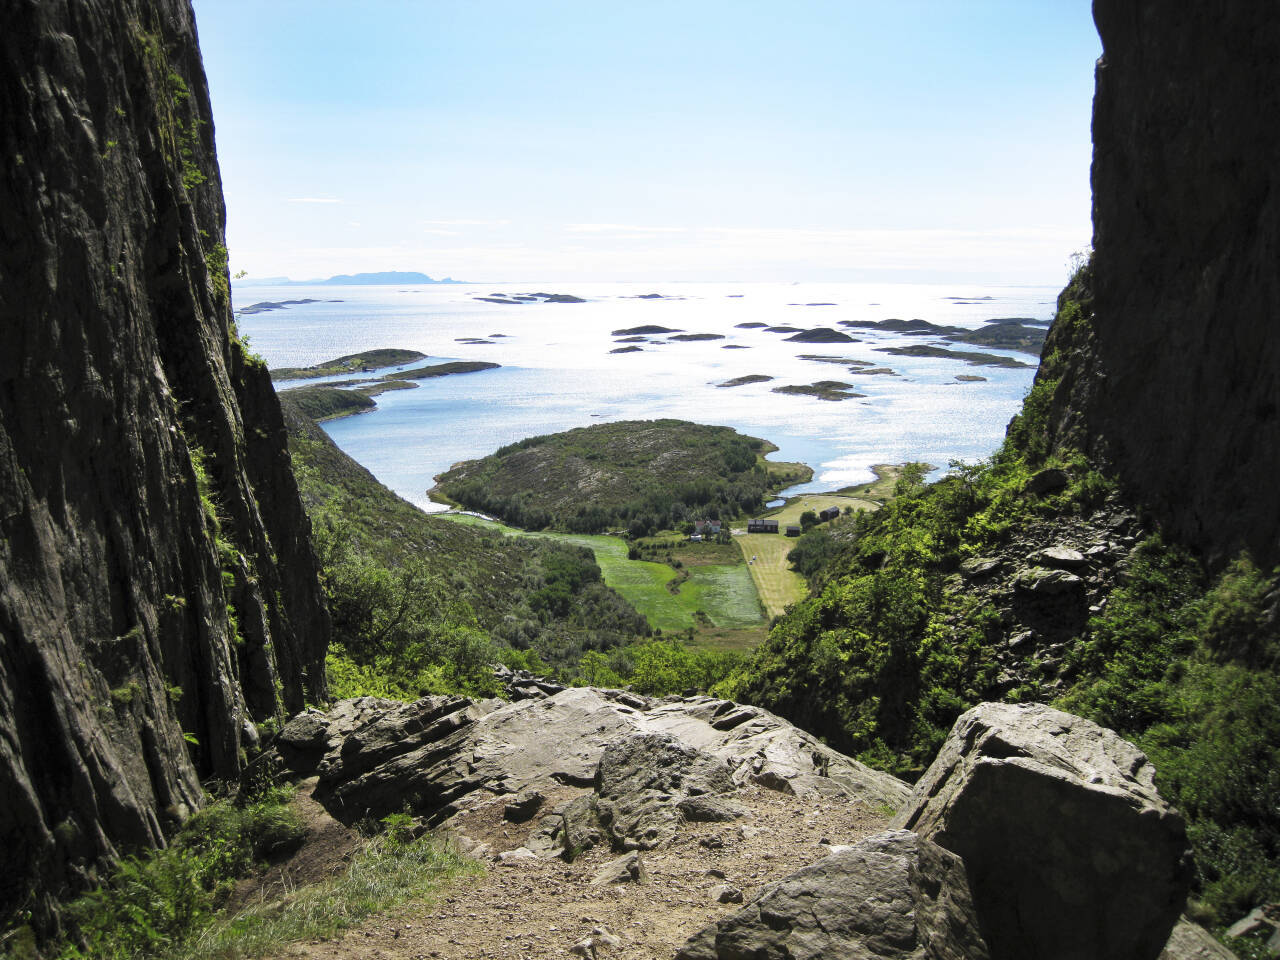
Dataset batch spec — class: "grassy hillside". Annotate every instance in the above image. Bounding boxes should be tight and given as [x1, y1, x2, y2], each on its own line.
[280, 398, 649, 689]
[432, 419, 808, 536]
[719, 267, 1280, 950]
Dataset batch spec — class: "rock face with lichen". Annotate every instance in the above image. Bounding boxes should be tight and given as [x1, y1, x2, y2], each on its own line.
[1035, 0, 1280, 567]
[0, 0, 329, 926]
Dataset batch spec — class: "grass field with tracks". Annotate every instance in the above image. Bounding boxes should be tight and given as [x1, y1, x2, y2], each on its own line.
[736, 492, 881, 618]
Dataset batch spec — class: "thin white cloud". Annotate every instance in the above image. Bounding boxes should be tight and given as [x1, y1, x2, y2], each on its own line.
[286, 197, 342, 204]
[565, 223, 689, 235]
[421, 218, 511, 226]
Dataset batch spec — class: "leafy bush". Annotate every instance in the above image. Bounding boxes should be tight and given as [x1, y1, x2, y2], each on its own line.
[52, 792, 304, 960]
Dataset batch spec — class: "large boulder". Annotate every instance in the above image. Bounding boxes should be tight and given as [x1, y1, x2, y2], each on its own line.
[675, 830, 990, 960]
[893, 702, 1191, 960]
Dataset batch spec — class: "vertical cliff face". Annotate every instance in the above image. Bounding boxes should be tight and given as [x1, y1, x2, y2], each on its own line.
[0, 0, 329, 923]
[1039, 0, 1280, 567]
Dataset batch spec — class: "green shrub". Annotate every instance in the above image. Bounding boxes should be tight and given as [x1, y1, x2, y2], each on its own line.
[52, 792, 304, 960]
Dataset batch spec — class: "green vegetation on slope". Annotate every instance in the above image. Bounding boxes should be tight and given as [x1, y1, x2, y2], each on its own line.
[35, 786, 476, 960]
[280, 398, 649, 693]
[441, 515, 764, 634]
[280, 386, 376, 421]
[720, 265, 1280, 951]
[432, 419, 794, 536]
[40, 787, 306, 959]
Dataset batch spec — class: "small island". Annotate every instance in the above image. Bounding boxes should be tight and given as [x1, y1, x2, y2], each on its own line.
[381, 360, 500, 381]
[874, 344, 1032, 368]
[784, 327, 857, 343]
[269, 348, 427, 382]
[612, 324, 682, 336]
[839, 316, 1048, 355]
[474, 291, 587, 305]
[431, 419, 811, 536]
[271, 353, 502, 420]
[772, 381, 866, 401]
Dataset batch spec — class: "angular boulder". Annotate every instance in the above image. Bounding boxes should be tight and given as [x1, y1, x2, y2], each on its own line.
[1016, 566, 1084, 595]
[893, 702, 1191, 960]
[675, 830, 990, 960]
[1158, 918, 1238, 960]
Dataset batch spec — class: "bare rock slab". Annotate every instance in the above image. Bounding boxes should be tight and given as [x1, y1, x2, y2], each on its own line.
[893, 702, 1191, 960]
[272, 688, 909, 831]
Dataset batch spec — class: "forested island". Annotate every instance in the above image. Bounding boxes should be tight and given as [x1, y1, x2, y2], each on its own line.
[431, 419, 812, 535]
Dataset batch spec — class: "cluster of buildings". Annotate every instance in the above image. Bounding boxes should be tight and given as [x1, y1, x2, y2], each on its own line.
[688, 505, 845, 541]
[747, 505, 842, 537]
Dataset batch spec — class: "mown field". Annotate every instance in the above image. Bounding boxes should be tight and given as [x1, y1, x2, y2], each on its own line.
[736, 493, 879, 617]
[443, 514, 765, 634]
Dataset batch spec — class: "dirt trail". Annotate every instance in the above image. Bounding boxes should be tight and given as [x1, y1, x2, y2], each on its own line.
[276, 786, 888, 959]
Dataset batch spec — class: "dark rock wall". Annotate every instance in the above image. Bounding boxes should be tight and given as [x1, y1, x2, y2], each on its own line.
[1048, 1, 1280, 566]
[0, 0, 329, 923]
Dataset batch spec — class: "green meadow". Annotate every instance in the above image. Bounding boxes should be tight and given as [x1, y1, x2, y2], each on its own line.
[441, 514, 764, 634]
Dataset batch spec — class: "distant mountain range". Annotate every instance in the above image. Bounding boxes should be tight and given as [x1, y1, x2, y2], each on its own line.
[233, 271, 466, 286]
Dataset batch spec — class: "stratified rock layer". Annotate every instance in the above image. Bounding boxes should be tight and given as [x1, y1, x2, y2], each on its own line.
[272, 688, 910, 830]
[0, 0, 328, 923]
[1040, 0, 1280, 566]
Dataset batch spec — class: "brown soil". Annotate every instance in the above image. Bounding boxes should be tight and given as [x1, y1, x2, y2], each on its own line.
[227, 779, 362, 913]
[273, 786, 890, 959]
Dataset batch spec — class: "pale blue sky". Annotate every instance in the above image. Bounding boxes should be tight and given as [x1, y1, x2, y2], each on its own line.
[192, 1, 1101, 283]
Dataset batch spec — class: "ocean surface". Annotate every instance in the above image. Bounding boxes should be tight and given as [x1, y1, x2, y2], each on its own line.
[234, 280, 1059, 512]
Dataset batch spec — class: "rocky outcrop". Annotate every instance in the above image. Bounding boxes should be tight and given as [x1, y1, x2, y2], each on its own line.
[1159, 919, 1239, 960]
[270, 688, 910, 834]
[680, 702, 1191, 960]
[0, 0, 329, 925]
[1035, 0, 1280, 567]
[893, 702, 1190, 960]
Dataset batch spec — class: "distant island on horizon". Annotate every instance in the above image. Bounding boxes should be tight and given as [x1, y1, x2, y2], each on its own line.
[233, 270, 467, 286]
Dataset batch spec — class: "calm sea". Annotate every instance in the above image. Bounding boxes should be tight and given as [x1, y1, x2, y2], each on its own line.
[233, 280, 1058, 512]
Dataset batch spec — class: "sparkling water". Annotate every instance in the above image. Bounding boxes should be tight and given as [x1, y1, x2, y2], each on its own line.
[235, 280, 1057, 511]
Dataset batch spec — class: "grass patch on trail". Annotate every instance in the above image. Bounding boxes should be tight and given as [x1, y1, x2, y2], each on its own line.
[442, 515, 764, 634]
[172, 833, 479, 960]
[32, 779, 476, 960]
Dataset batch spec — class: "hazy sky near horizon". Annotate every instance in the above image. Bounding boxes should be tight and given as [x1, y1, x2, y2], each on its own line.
[192, 1, 1101, 284]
